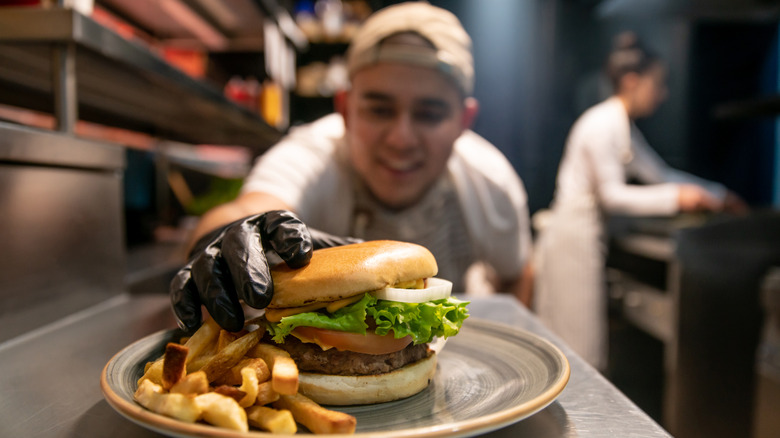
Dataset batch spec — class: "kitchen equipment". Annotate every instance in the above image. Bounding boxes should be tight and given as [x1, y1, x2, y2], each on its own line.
[608, 211, 780, 438]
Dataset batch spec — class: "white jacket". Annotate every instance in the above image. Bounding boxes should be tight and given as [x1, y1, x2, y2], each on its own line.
[535, 97, 724, 370]
[554, 97, 724, 216]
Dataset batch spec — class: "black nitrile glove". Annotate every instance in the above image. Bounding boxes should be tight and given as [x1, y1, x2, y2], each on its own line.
[170, 210, 358, 332]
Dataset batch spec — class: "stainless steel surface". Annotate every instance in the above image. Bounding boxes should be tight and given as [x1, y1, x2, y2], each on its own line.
[0, 122, 125, 343]
[608, 230, 677, 346]
[0, 120, 124, 167]
[610, 271, 673, 343]
[52, 42, 77, 133]
[612, 234, 675, 262]
[0, 294, 670, 438]
[753, 268, 780, 438]
[668, 213, 780, 438]
[124, 241, 187, 294]
[0, 7, 282, 153]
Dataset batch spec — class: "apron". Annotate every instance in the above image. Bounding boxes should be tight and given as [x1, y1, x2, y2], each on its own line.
[534, 197, 608, 371]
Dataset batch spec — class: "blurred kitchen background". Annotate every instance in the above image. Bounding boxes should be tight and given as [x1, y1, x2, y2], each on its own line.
[2, 1, 780, 437]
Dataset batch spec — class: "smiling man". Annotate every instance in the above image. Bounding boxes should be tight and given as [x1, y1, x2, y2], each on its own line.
[173, 2, 531, 333]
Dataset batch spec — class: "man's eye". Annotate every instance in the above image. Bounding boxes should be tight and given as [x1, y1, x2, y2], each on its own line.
[367, 106, 395, 118]
[414, 110, 448, 124]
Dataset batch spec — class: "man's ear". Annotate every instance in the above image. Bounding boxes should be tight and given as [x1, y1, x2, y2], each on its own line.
[461, 97, 479, 130]
[334, 89, 349, 127]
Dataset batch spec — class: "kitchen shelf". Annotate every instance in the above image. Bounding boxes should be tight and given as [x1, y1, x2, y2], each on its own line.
[0, 7, 283, 153]
[712, 94, 780, 120]
[611, 234, 675, 262]
[607, 268, 673, 343]
[299, 41, 350, 61]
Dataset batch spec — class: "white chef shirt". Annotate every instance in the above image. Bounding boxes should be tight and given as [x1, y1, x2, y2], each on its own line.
[553, 96, 725, 216]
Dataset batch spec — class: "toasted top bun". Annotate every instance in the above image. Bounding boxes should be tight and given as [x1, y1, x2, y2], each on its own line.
[268, 240, 438, 308]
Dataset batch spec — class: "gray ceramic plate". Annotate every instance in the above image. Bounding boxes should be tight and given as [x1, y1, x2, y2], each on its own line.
[101, 317, 570, 437]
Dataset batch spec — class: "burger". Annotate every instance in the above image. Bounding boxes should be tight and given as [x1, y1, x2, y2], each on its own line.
[263, 240, 469, 405]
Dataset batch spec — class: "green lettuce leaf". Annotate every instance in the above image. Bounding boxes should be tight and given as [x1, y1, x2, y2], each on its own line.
[266, 294, 469, 345]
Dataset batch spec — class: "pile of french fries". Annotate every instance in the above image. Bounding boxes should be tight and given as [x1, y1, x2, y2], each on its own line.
[135, 317, 356, 434]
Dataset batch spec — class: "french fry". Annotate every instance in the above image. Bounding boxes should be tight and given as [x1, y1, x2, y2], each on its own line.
[271, 357, 298, 395]
[217, 330, 238, 351]
[214, 385, 247, 402]
[273, 393, 356, 434]
[170, 371, 209, 395]
[185, 327, 220, 373]
[241, 357, 271, 383]
[254, 380, 280, 406]
[138, 361, 164, 386]
[199, 327, 265, 382]
[161, 343, 189, 390]
[134, 379, 201, 423]
[135, 319, 360, 435]
[212, 357, 270, 386]
[182, 318, 221, 361]
[244, 315, 267, 327]
[247, 343, 298, 395]
[238, 367, 260, 408]
[186, 353, 213, 374]
[246, 406, 297, 434]
[194, 392, 248, 432]
[139, 318, 220, 385]
[242, 357, 271, 383]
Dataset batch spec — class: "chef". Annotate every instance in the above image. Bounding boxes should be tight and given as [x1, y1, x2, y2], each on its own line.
[170, 2, 532, 333]
[533, 32, 746, 371]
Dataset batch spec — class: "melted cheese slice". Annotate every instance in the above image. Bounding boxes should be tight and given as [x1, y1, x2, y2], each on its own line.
[264, 303, 324, 322]
[264, 294, 364, 322]
[263, 280, 424, 322]
[290, 330, 335, 350]
[393, 278, 425, 289]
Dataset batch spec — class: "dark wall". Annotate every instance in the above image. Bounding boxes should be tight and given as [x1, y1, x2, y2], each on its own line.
[436, 0, 779, 213]
[432, 0, 560, 215]
[437, 0, 704, 214]
[687, 22, 778, 206]
[310, 0, 779, 213]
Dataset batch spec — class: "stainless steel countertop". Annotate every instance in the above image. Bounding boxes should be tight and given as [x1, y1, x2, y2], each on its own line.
[0, 293, 670, 437]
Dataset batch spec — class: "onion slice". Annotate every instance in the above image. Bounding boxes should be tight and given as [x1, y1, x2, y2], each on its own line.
[370, 278, 453, 303]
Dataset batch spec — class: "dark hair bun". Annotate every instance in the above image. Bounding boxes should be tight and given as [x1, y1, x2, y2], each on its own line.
[613, 31, 639, 51]
[605, 31, 659, 90]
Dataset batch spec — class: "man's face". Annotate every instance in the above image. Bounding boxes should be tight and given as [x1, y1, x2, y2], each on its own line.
[342, 62, 469, 210]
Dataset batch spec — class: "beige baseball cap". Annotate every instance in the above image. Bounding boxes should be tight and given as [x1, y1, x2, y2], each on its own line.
[345, 2, 474, 96]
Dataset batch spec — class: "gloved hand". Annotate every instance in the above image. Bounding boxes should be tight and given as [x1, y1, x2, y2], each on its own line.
[170, 210, 358, 332]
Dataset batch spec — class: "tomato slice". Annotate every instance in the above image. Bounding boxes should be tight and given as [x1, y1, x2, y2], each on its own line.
[293, 326, 413, 355]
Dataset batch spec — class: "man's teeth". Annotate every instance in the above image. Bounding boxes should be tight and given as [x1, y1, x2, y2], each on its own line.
[385, 161, 417, 172]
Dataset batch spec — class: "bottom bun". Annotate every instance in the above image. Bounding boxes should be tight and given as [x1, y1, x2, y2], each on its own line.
[297, 354, 438, 406]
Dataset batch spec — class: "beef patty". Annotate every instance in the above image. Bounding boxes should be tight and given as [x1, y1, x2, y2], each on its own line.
[271, 335, 431, 376]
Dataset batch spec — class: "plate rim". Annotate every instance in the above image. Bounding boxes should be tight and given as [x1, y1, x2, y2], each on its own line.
[100, 317, 571, 438]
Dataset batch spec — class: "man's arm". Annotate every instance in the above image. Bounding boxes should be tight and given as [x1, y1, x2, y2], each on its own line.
[512, 261, 535, 308]
[186, 192, 292, 254]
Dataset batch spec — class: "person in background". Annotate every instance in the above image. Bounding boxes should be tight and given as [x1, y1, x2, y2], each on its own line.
[532, 32, 746, 371]
[170, 2, 532, 333]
